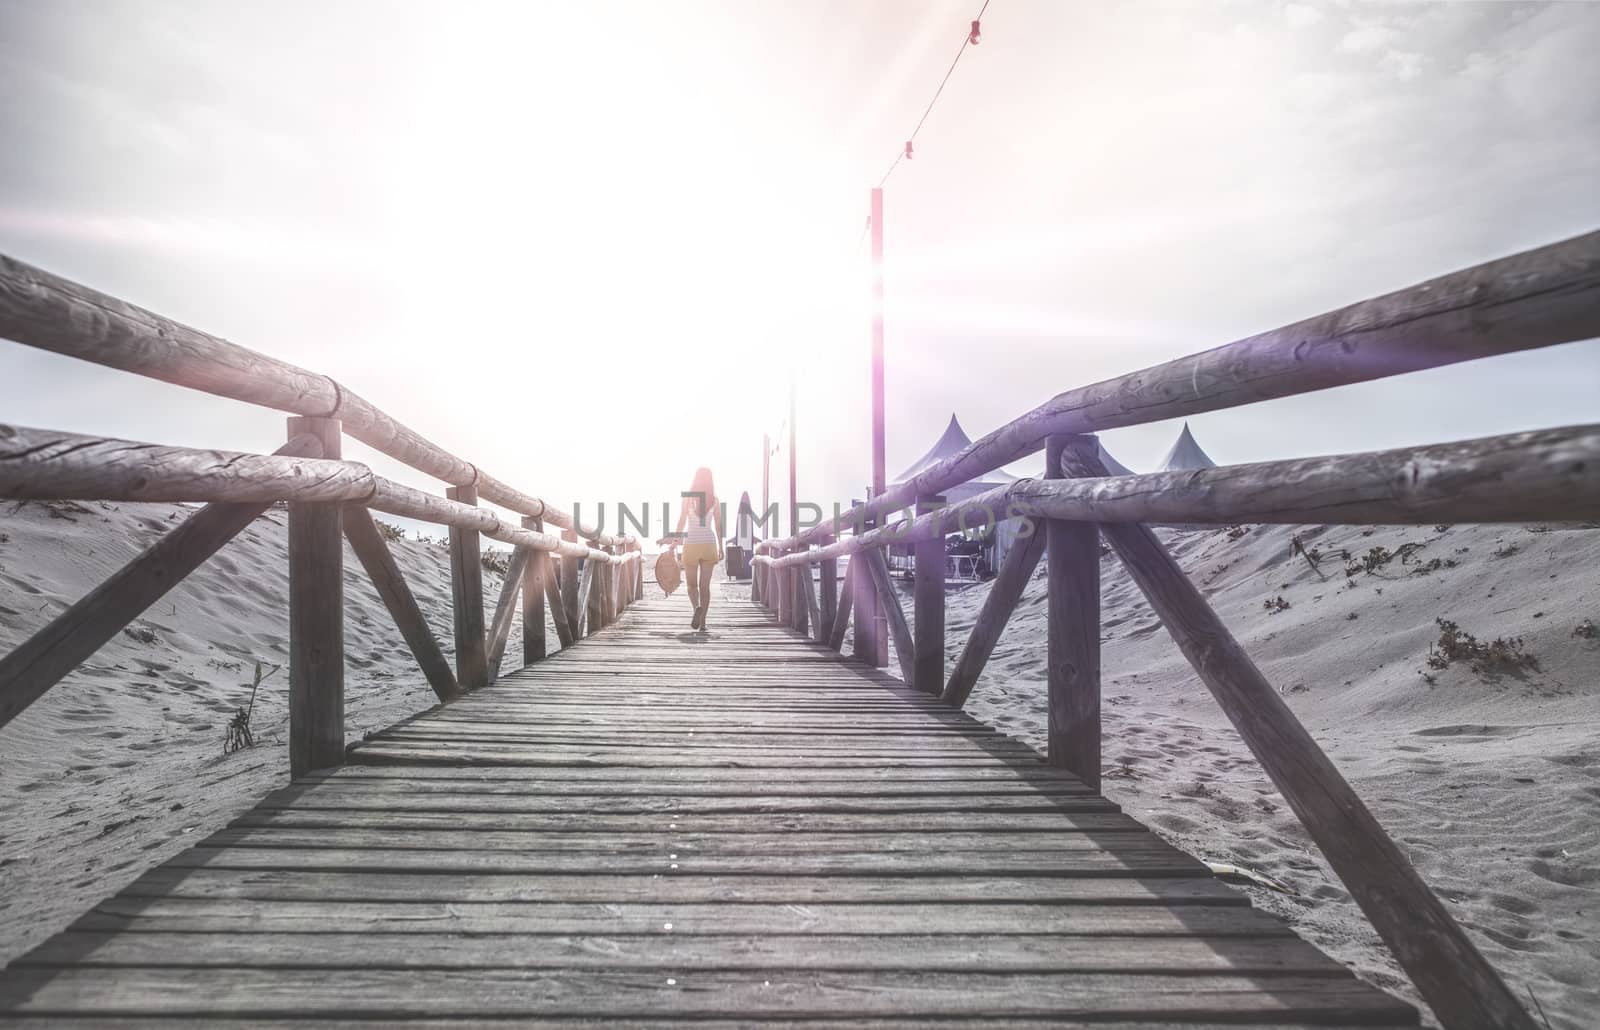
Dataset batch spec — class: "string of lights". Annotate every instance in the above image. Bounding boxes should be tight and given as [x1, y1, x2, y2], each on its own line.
[875, 0, 991, 190]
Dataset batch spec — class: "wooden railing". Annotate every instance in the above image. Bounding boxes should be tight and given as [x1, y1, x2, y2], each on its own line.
[0, 254, 642, 776]
[751, 228, 1600, 1030]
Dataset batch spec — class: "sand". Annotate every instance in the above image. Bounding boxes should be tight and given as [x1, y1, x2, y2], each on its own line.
[0, 499, 517, 961]
[3, 501, 1596, 1027]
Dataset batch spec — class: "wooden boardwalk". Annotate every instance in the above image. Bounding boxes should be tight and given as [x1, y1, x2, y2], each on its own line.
[0, 592, 1416, 1027]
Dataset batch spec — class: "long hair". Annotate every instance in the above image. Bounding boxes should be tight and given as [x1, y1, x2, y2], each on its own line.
[688, 466, 716, 516]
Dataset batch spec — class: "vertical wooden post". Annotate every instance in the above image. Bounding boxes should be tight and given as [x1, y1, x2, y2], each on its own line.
[913, 494, 946, 694]
[543, 553, 575, 648]
[560, 528, 581, 632]
[287, 416, 344, 777]
[446, 482, 489, 691]
[1045, 434, 1101, 789]
[852, 503, 886, 666]
[775, 553, 791, 626]
[793, 550, 809, 635]
[819, 552, 837, 644]
[586, 554, 604, 637]
[521, 517, 547, 663]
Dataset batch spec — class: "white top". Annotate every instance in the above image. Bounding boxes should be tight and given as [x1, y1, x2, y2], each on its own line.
[684, 503, 719, 546]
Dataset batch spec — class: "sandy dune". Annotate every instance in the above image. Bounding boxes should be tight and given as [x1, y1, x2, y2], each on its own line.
[0, 499, 517, 962]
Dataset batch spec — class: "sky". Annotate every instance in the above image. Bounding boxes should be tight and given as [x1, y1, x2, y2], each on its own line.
[1, 0, 1597, 540]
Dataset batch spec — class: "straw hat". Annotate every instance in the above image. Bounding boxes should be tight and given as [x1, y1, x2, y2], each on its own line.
[654, 551, 682, 595]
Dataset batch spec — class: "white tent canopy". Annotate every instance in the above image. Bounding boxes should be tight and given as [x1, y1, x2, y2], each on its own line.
[891, 414, 1017, 503]
[1158, 422, 1218, 472]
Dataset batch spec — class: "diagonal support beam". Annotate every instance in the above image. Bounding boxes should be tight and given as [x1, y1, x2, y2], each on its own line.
[543, 552, 575, 648]
[942, 523, 1045, 709]
[485, 546, 533, 684]
[343, 506, 460, 703]
[827, 558, 855, 653]
[862, 547, 915, 686]
[0, 433, 325, 731]
[1060, 447, 1535, 1030]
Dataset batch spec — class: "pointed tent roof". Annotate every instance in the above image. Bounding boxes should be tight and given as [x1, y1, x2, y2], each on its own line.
[892, 414, 1017, 487]
[1158, 422, 1217, 472]
[1096, 441, 1134, 477]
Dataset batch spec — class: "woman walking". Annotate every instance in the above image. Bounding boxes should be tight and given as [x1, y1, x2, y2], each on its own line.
[669, 467, 723, 631]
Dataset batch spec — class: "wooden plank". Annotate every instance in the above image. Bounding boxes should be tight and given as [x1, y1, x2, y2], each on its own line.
[485, 545, 532, 684]
[343, 505, 460, 703]
[78, 898, 1273, 936]
[862, 547, 915, 686]
[203, 827, 1150, 851]
[445, 482, 489, 690]
[1060, 448, 1532, 1029]
[157, 846, 1201, 877]
[943, 520, 1044, 709]
[286, 416, 344, 777]
[0, 968, 1417, 1021]
[228, 812, 1155, 835]
[115, 868, 1247, 905]
[1046, 435, 1101, 789]
[18, 931, 1347, 976]
[913, 494, 944, 694]
[0, 432, 325, 730]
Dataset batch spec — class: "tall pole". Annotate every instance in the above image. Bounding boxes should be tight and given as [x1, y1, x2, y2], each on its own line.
[761, 433, 771, 539]
[788, 373, 798, 537]
[870, 188, 886, 497]
[860, 187, 889, 667]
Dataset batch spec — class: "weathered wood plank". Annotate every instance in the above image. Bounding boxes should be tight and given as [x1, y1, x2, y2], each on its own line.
[0, 967, 1417, 1021]
[18, 931, 1346, 975]
[943, 518, 1045, 709]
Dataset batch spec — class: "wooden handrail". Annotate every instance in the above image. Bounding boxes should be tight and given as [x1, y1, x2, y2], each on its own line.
[755, 423, 1600, 566]
[0, 423, 641, 565]
[0, 253, 626, 546]
[762, 229, 1600, 553]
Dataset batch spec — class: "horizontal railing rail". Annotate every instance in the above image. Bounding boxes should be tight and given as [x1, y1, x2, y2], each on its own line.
[0, 254, 624, 546]
[0, 423, 640, 564]
[743, 230, 1600, 1030]
[760, 228, 1600, 555]
[753, 423, 1600, 566]
[0, 255, 645, 777]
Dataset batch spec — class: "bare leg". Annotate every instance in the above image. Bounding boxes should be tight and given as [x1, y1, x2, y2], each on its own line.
[685, 560, 701, 611]
[695, 561, 714, 628]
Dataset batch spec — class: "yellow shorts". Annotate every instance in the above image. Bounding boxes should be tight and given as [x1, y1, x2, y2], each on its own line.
[681, 543, 720, 567]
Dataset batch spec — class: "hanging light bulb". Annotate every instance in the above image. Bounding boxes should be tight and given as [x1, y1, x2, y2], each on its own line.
[969, 19, 981, 45]
[904, 140, 914, 160]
